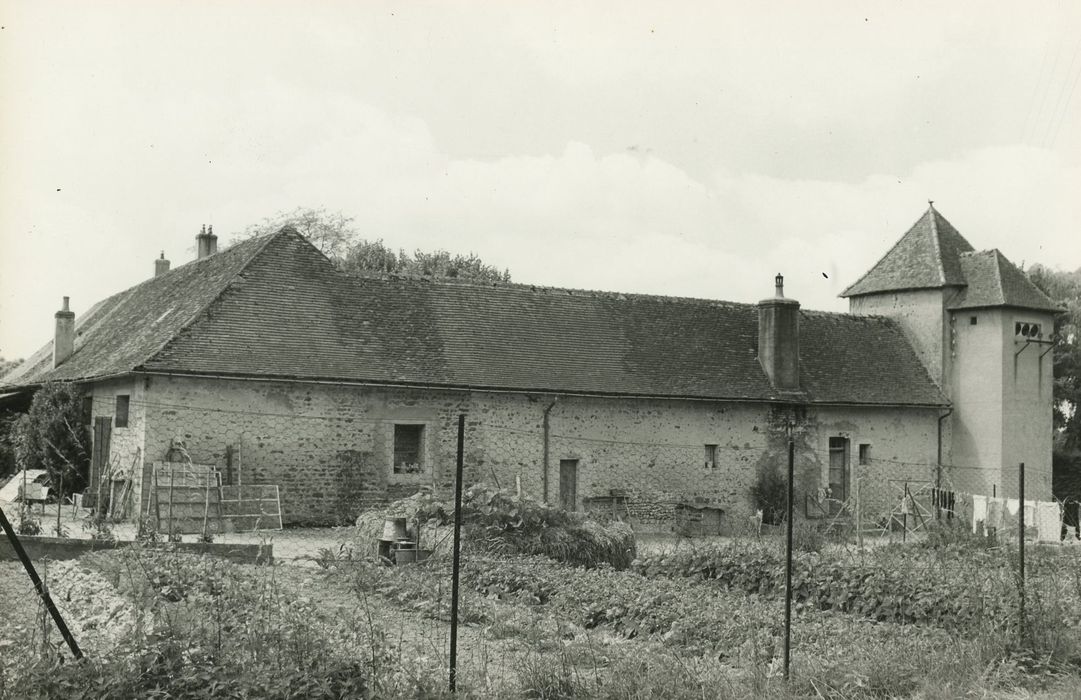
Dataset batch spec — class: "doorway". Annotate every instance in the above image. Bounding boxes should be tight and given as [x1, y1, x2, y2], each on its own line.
[559, 459, 578, 512]
[828, 437, 849, 511]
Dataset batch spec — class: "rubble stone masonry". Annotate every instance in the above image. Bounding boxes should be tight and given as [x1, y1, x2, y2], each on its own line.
[82, 374, 942, 530]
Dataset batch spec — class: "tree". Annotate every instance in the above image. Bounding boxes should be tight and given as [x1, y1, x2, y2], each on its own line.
[233, 206, 511, 282]
[239, 206, 358, 260]
[339, 240, 511, 282]
[12, 382, 89, 497]
[1027, 264, 1081, 450]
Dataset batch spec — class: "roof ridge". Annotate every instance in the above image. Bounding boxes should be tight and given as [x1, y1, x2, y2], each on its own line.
[135, 231, 292, 370]
[990, 249, 1006, 304]
[354, 271, 762, 308]
[927, 205, 947, 285]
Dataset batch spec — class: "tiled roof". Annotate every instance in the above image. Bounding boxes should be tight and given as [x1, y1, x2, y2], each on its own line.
[949, 250, 1063, 312]
[842, 206, 975, 296]
[1, 235, 275, 387]
[2, 229, 946, 407]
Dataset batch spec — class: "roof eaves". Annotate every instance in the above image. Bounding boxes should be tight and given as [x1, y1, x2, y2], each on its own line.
[137, 368, 947, 407]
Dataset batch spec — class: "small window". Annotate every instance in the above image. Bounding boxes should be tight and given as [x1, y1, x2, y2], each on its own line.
[115, 395, 130, 428]
[704, 444, 717, 469]
[858, 443, 871, 465]
[969, 316, 977, 325]
[81, 396, 93, 425]
[393, 424, 424, 474]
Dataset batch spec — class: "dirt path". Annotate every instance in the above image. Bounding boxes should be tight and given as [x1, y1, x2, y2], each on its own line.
[269, 564, 523, 694]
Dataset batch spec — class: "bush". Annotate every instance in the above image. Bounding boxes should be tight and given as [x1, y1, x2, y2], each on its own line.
[749, 463, 786, 525]
[12, 382, 89, 498]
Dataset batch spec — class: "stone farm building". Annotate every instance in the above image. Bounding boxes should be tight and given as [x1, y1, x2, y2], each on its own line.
[0, 206, 1061, 531]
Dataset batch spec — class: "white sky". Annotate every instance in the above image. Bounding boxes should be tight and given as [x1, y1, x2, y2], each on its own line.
[1, 1, 1079, 360]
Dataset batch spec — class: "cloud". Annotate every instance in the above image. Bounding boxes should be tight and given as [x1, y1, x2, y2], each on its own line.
[2, 3, 1079, 359]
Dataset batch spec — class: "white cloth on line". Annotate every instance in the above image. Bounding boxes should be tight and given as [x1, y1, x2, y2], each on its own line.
[972, 494, 988, 534]
[1035, 501, 1062, 543]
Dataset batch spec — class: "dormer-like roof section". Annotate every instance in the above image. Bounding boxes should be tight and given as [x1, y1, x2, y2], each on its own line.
[949, 249, 1063, 313]
[842, 205, 975, 297]
[0, 233, 278, 386]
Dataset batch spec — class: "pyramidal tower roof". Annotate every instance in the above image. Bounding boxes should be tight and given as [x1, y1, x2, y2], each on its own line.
[842, 204, 975, 297]
[842, 204, 1062, 313]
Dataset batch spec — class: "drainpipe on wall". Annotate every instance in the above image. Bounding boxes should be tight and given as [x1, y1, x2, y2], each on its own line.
[542, 398, 559, 503]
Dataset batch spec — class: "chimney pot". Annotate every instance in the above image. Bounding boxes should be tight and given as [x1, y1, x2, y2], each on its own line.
[758, 275, 800, 391]
[53, 296, 76, 368]
[196, 224, 218, 259]
[154, 251, 171, 276]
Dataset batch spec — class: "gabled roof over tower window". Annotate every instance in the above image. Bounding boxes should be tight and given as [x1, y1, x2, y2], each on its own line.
[948, 249, 1062, 312]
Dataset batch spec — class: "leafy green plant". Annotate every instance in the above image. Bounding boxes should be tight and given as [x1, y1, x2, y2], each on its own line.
[313, 543, 353, 569]
[82, 511, 115, 541]
[15, 503, 42, 536]
[135, 516, 161, 544]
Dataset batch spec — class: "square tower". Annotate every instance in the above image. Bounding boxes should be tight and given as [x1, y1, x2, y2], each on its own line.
[843, 205, 1061, 499]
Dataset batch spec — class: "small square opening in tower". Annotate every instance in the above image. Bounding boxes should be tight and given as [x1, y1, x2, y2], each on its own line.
[969, 316, 977, 325]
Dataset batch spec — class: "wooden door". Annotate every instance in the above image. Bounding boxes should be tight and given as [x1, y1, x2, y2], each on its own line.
[828, 437, 848, 511]
[87, 417, 111, 509]
[559, 459, 578, 512]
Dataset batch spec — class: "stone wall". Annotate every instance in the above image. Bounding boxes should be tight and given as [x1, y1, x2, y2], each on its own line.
[85, 377, 145, 514]
[110, 374, 944, 532]
[138, 375, 474, 525]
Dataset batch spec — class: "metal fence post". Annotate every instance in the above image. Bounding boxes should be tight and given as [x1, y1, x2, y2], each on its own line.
[0, 505, 82, 659]
[855, 466, 863, 550]
[783, 421, 795, 680]
[449, 413, 466, 692]
[1018, 462, 1025, 644]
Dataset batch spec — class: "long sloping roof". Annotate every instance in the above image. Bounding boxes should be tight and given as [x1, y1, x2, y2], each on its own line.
[949, 250, 1063, 312]
[842, 206, 975, 296]
[2, 229, 946, 406]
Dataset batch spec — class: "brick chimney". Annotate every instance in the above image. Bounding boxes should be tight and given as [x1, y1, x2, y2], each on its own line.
[53, 296, 75, 368]
[196, 224, 217, 259]
[757, 274, 800, 390]
[154, 251, 170, 276]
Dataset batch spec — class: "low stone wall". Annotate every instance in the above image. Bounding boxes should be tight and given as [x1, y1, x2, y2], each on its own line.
[0, 536, 272, 564]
